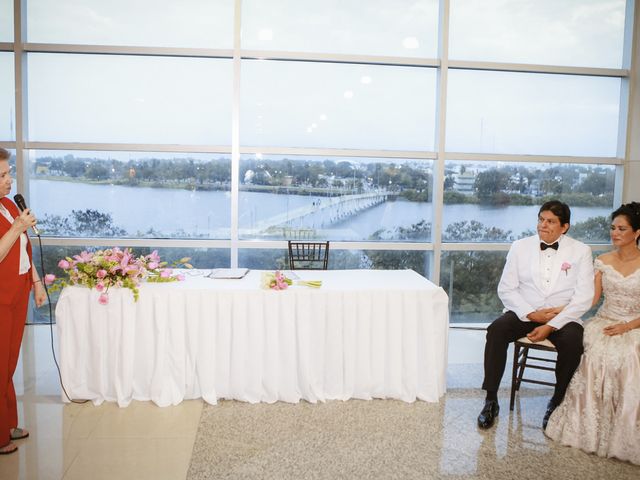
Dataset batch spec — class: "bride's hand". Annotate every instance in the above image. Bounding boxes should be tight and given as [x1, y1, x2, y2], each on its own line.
[603, 323, 630, 336]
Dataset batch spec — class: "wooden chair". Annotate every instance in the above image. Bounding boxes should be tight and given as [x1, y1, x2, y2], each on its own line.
[287, 241, 329, 270]
[509, 337, 557, 411]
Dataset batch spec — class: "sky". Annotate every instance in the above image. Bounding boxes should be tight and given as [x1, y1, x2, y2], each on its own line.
[0, 0, 629, 158]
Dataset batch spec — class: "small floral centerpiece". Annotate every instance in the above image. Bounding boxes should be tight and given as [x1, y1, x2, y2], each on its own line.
[261, 271, 292, 290]
[260, 271, 322, 290]
[46, 248, 192, 304]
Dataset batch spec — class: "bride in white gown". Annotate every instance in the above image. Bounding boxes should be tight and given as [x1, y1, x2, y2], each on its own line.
[545, 202, 640, 465]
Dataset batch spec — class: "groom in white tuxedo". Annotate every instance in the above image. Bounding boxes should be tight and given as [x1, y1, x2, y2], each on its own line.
[477, 200, 594, 430]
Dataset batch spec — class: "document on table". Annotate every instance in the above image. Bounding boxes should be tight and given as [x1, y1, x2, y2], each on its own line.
[208, 268, 249, 279]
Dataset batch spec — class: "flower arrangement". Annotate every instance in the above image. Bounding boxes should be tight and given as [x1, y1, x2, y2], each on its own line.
[46, 247, 191, 304]
[261, 271, 292, 290]
[260, 271, 322, 290]
[561, 261, 572, 276]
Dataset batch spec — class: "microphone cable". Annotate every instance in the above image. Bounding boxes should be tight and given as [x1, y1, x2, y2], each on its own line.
[33, 233, 89, 405]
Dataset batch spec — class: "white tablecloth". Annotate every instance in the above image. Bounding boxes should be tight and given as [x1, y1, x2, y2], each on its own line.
[55, 269, 449, 407]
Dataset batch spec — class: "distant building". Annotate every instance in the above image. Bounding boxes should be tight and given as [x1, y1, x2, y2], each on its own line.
[35, 164, 50, 175]
[453, 171, 476, 194]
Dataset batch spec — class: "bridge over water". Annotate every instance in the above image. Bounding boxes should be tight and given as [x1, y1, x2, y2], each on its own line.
[246, 191, 389, 237]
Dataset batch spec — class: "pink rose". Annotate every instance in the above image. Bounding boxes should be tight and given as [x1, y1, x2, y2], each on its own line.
[44, 274, 56, 285]
[98, 293, 109, 305]
[176, 274, 185, 281]
[95, 281, 105, 292]
[561, 262, 572, 276]
[96, 269, 107, 279]
[58, 259, 70, 269]
[160, 270, 171, 278]
[148, 262, 159, 270]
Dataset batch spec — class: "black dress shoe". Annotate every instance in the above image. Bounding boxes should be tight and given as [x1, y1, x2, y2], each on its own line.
[477, 400, 500, 429]
[542, 400, 557, 430]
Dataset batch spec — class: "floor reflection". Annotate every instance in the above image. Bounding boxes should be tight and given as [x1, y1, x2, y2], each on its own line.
[2, 326, 638, 480]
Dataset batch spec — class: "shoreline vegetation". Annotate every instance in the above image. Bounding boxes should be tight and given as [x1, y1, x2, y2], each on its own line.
[26, 153, 616, 207]
[33, 174, 613, 207]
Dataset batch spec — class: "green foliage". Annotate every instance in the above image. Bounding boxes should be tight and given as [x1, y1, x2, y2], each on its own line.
[570, 216, 610, 242]
[443, 191, 477, 204]
[441, 251, 506, 316]
[443, 220, 514, 242]
[474, 169, 509, 200]
[39, 209, 127, 237]
[364, 220, 431, 273]
[440, 221, 513, 317]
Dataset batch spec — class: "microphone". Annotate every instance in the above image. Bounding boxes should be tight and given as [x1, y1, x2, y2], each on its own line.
[13, 194, 41, 235]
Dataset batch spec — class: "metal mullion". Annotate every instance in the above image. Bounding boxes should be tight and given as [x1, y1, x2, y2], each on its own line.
[441, 243, 611, 252]
[240, 49, 439, 68]
[431, 0, 451, 286]
[13, 0, 27, 198]
[238, 146, 436, 160]
[37, 237, 233, 249]
[24, 142, 232, 154]
[620, 0, 639, 204]
[24, 42, 234, 60]
[230, 0, 242, 267]
[237, 240, 434, 251]
[443, 152, 623, 166]
[441, 243, 511, 252]
[621, 0, 640, 202]
[448, 60, 628, 78]
[0, 42, 12, 51]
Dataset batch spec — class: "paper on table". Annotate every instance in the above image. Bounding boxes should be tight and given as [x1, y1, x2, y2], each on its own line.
[208, 268, 249, 279]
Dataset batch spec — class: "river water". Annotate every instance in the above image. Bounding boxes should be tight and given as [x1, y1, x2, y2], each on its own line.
[29, 179, 612, 240]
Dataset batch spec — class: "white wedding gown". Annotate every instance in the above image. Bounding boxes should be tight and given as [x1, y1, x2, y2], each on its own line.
[545, 259, 640, 465]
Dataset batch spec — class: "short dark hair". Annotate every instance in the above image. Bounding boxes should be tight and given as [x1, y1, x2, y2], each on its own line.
[0, 148, 10, 161]
[612, 202, 640, 245]
[539, 200, 571, 226]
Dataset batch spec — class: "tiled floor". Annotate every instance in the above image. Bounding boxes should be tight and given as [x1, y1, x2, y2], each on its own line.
[1, 325, 637, 480]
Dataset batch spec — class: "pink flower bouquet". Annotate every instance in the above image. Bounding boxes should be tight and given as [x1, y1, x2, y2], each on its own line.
[47, 248, 192, 304]
[261, 271, 292, 290]
[260, 271, 322, 290]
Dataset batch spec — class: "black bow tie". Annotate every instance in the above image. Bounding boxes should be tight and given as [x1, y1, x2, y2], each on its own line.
[540, 242, 559, 251]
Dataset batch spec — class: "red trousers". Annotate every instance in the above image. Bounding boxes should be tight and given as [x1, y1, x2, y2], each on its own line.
[0, 273, 30, 446]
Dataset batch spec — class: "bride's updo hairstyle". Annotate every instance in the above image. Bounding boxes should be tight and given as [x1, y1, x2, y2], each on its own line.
[612, 202, 640, 245]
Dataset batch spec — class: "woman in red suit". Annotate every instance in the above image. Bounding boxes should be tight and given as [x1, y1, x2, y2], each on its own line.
[0, 148, 46, 455]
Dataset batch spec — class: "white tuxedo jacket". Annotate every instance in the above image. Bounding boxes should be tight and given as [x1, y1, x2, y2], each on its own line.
[497, 234, 594, 330]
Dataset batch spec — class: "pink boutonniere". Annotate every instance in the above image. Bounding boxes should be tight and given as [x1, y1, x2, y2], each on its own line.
[561, 262, 572, 276]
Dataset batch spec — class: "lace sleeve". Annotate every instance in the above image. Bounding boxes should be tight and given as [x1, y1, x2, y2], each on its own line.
[593, 258, 605, 274]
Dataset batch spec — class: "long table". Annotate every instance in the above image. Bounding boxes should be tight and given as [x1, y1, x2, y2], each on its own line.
[55, 269, 449, 407]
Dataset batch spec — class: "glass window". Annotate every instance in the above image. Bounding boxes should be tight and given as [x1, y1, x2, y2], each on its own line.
[0, 0, 12, 42]
[0, 53, 15, 140]
[449, 0, 627, 68]
[240, 60, 437, 150]
[31, 245, 230, 323]
[26, 0, 234, 48]
[239, 248, 432, 278]
[443, 161, 615, 243]
[27, 53, 233, 144]
[446, 70, 620, 157]
[241, 0, 439, 58]
[441, 251, 508, 324]
[28, 150, 231, 239]
[239, 154, 433, 242]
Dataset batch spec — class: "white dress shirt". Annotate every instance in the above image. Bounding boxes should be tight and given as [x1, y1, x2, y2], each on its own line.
[0, 202, 31, 274]
[540, 238, 560, 292]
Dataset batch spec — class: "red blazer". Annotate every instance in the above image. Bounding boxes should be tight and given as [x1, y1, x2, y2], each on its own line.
[0, 197, 33, 304]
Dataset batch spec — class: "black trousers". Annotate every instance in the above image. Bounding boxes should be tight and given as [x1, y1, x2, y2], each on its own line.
[482, 311, 584, 405]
